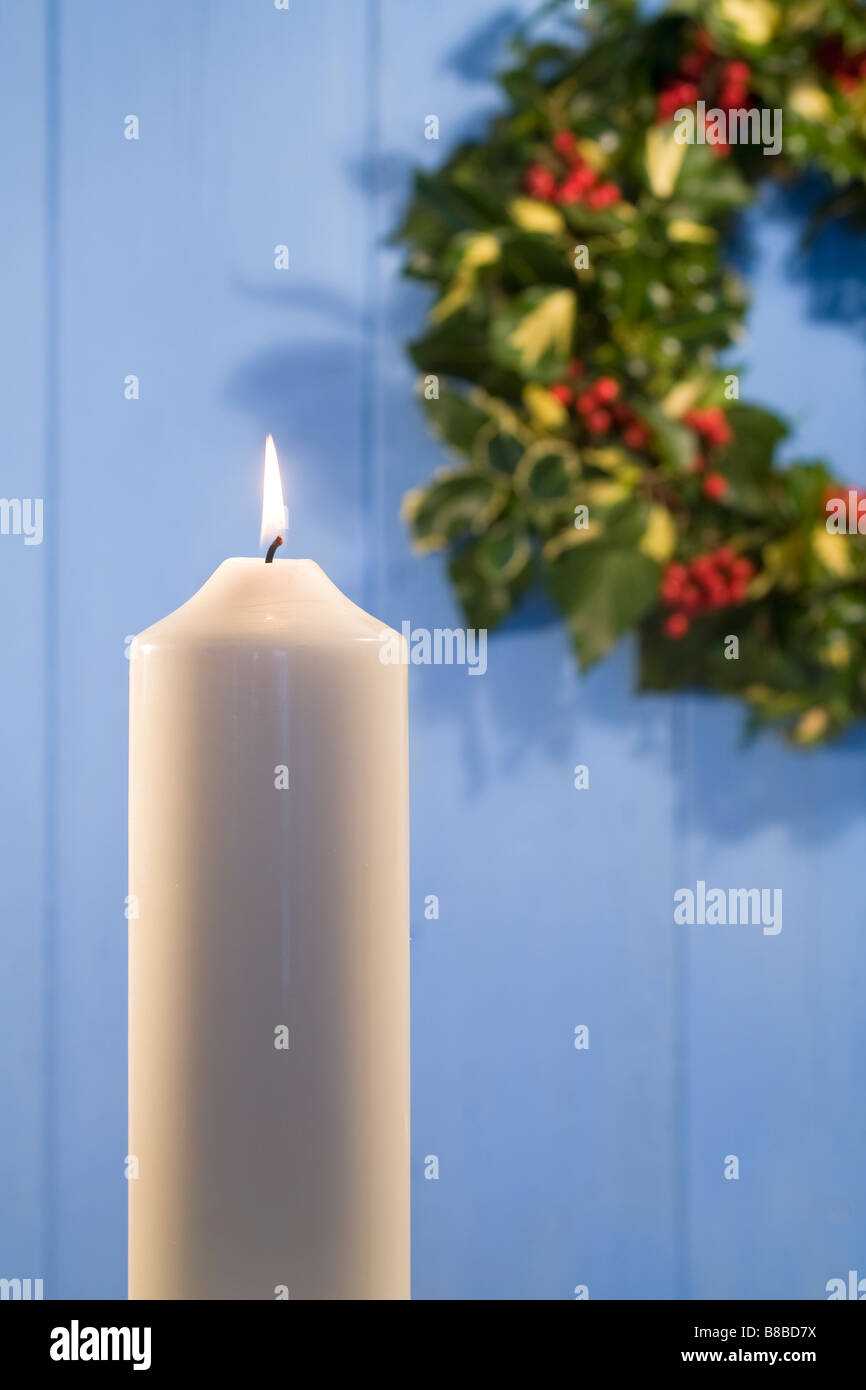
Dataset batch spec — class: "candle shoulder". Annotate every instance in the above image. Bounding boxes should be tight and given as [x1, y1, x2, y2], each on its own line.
[132, 559, 402, 652]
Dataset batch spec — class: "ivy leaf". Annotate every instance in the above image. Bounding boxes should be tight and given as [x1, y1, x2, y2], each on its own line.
[473, 421, 529, 476]
[449, 523, 534, 629]
[403, 472, 509, 550]
[489, 286, 576, 382]
[423, 386, 492, 455]
[546, 540, 661, 667]
[515, 439, 581, 501]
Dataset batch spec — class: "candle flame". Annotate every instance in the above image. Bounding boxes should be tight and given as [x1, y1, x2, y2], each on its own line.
[260, 434, 286, 548]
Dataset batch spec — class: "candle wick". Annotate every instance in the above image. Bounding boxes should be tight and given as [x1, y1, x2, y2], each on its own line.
[265, 535, 284, 564]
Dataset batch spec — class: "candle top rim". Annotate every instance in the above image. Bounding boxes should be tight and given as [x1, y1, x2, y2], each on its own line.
[132, 558, 401, 650]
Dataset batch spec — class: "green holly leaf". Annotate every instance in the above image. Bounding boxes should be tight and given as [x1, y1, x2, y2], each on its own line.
[641, 405, 697, 473]
[713, 403, 789, 514]
[672, 144, 751, 217]
[546, 540, 661, 667]
[500, 231, 576, 289]
[489, 286, 577, 382]
[717, 403, 788, 478]
[409, 315, 491, 381]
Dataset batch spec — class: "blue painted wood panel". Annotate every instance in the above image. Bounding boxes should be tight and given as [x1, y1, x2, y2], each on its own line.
[0, 0, 863, 1300]
[0, 0, 49, 1285]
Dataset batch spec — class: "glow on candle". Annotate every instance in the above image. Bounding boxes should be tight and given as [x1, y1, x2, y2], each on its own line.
[260, 434, 286, 549]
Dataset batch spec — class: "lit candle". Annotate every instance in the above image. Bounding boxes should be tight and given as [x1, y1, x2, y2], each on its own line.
[128, 439, 410, 1300]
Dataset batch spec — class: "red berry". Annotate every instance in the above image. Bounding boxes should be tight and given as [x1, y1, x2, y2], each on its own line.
[719, 85, 748, 111]
[730, 557, 754, 581]
[680, 52, 709, 79]
[661, 562, 688, 601]
[594, 376, 620, 403]
[685, 407, 732, 448]
[553, 129, 577, 157]
[658, 82, 699, 118]
[715, 546, 735, 567]
[561, 172, 594, 204]
[817, 37, 844, 74]
[525, 164, 557, 201]
[656, 87, 682, 121]
[703, 577, 729, 608]
[585, 409, 612, 434]
[704, 408, 733, 446]
[558, 166, 597, 203]
[702, 473, 728, 501]
[623, 422, 650, 449]
[586, 181, 621, 209]
[549, 383, 573, 407]
[576, 390, 597, 416]
[678, 582, 703, 613]
[724, 61, 750, 86]
[664, 612, 690, 639]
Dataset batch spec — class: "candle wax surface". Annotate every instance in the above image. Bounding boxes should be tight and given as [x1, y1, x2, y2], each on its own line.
[129, 557, 410, 1300]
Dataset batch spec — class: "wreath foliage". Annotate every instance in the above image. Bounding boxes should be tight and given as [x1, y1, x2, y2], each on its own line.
[398, 0, 866, 745]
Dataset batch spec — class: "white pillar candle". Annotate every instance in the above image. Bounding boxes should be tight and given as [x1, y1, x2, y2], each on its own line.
[128, 442, 409, 1300]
